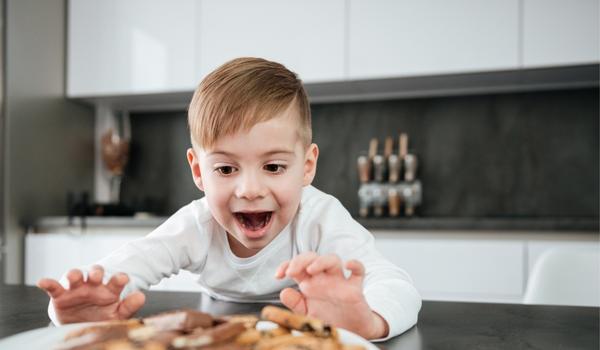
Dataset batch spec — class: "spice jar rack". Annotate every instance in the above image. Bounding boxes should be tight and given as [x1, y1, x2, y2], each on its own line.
[356, 133, 422, 217]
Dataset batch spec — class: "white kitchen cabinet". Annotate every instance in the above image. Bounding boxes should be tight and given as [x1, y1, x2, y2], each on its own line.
[67, 0, 197, 97]
[25, 232, 203, 292]
[348, 0, 520, 79]
[372, 230, 598, 304]
[197, 0, 346, 83]
[373, 232, 525, 303]
[65, 0, 596, 101]
[522, 0, 600, 67]
[25, 233, 83, 284]
[25, 232, 142, 284]
[26, 229, 597, 302]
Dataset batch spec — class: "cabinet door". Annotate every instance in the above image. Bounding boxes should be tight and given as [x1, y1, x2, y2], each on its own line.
[68, 0, 197, 96]
[523, 0, 599, 67]
[25, 234, 81, 285]
[25, 233, 143, 286]
[349, 0, 519, 79]
[374, 234, 525, 303]
[25, 232, 201, 292]
[198, 0, 345, 83]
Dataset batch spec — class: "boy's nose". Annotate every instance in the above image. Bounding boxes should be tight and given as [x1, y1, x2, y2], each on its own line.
[235, 172, 267, 200]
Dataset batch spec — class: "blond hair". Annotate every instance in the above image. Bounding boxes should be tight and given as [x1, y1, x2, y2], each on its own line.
[188, 57, 311, 149]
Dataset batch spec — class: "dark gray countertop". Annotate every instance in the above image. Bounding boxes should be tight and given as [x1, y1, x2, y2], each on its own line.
[31, 216, 166, 231]
[32, 216, 599, 233]
[357, 217, 599, 231]
[0, 285, 597, 349]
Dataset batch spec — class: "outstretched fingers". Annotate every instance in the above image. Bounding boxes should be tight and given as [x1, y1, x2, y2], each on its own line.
[274, 260, 290, 279]
[116, 291, 146, 319]
[279, 287, 307, 315]
[87, 265, 105, 286]
[66, 269, 85, 289]
[106, 273, 129, 296]
[37, 278, 66, 299]
[284, 252, 319, 282]
[306, 254, 343, 276]
[345, 259, 365, 285]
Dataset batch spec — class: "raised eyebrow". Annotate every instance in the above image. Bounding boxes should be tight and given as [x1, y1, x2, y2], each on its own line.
[262, 150, 295, 157]
[206, 150, 295, 159]
[206, 151, 235, 158]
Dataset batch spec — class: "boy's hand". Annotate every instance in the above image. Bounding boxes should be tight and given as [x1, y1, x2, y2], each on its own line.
[37, 265, 146, 324]
[275, 252, 389, 340]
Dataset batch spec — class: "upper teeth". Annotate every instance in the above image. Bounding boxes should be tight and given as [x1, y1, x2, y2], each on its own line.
[236, 212, 271, 230]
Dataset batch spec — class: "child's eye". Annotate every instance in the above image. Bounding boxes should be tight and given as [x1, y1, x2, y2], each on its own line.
[264, 164, 286, 173]
[215, 166, 237, 175]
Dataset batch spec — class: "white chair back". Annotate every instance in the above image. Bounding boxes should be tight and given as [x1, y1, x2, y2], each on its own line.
[523, 247, 600, 307]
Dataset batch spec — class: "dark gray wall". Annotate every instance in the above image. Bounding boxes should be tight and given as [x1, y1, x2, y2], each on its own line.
[3, 0, 95, 283]
[121, 112, 197, 215]
[122, 88, 598, 220]
[311, 88, 599, 218]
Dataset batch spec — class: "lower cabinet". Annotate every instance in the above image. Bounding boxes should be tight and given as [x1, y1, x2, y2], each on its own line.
[25, 232, 203, 292]
[372, 230, 598, 304]
[26, 231, 597, 302]
[374, 233, 524, 303]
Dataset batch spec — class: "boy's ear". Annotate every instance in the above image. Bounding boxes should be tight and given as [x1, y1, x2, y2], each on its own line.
[302, 143, 319, 186]
[186, 148, 205, 192]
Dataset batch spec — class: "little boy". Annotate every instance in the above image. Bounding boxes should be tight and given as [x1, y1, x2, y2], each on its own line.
[38, 57, 421, 340]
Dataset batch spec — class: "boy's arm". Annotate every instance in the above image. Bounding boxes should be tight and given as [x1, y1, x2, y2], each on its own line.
[95, 202, 212, 293]
[357, 244, 422, 339]
[44, 203, 211, 325]
[44, 236, 191, 325]
[280, 193, 421, 340]
[328, 197, 422, 339]
[276, 246, 421, 340]
[43, 266, 146, 325]
[318, 229, 422, 340]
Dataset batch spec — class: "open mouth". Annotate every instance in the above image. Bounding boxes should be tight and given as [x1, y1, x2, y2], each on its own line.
[234, 211, 273, 232]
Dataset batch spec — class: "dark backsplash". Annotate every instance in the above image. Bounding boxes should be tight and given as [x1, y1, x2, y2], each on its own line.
[122, 88, 599, 219]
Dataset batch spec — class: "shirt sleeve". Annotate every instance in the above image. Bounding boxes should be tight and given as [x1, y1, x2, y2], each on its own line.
[307, 194, 422, 340]
[48, 201, 211, 325]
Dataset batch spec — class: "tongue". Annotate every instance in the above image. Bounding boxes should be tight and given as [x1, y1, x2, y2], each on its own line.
[242, 213, 268, 229]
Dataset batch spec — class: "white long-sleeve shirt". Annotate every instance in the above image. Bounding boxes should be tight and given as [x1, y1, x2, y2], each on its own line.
[49, 186, 421, 339]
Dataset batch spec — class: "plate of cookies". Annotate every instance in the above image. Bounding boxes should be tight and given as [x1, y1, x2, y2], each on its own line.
[0, 306, 378, 350]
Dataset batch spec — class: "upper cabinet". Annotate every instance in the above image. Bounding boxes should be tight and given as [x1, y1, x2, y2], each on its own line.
[197, 0, 346, 83]
[67, 0, 598, 99]
[67, 0, 197, 97]
[348, 0, 520, 79]
[522, 0, 600, 67]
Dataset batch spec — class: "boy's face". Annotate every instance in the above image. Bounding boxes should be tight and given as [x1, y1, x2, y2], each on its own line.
[187, 106, 318, 258]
